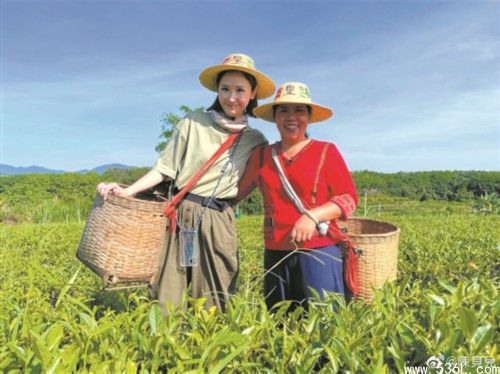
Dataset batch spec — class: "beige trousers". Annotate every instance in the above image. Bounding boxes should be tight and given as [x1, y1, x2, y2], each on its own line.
[150, 199, 238, 314]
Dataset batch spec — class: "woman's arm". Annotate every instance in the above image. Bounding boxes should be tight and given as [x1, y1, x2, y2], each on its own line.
[232, 146, 260, 204]
[325, 144, 358, 219]
[291, 202, 342, 242]
[306, 202, 342, 221]
[291, 143, 357, 242]
[97, 169, 167, 200]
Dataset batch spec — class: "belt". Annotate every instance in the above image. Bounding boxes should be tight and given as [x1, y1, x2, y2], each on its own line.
[183, 192, 230, 212]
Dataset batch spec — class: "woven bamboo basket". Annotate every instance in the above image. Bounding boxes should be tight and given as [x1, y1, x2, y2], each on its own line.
[77, 190, 167, 286]
[338, 217, 400, 303]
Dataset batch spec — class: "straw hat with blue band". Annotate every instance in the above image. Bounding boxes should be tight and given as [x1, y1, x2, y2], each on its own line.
[199, 53, 276, 100]
[253, 82, 334, 123]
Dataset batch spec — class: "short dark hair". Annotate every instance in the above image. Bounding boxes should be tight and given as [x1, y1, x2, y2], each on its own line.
[206, 70, 258, 118]
[272, 104, 312, 120]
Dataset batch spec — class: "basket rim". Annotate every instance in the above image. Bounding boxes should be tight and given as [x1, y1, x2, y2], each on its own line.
[339, 217, 400, 236]
[106, 192, 166, 206]
[96, 183, 167, 207]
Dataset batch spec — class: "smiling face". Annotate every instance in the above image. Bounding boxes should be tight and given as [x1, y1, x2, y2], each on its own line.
[217, 71, 257, 118]
[274, 104, 311, 144]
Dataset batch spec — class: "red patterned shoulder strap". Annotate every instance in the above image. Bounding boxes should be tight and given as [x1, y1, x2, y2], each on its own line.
[257, 143, 266, 190]
[311, 142, 330, 206]
[164, 131, 242, 233]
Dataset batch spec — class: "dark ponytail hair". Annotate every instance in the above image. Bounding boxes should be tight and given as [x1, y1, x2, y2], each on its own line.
[207, 70, 258, 118]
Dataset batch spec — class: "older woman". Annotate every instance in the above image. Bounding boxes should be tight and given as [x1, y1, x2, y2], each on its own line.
[97, 54, 275, 312]
[235, 82, 358, 310]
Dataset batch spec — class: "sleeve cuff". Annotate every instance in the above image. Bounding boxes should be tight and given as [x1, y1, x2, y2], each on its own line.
[152, 160, 177, 180]
[331, 194, 357, 219]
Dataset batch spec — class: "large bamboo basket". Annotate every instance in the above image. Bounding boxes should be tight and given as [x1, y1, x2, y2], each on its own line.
[77, 190, 168, 286]
[338, 217, 400, 302]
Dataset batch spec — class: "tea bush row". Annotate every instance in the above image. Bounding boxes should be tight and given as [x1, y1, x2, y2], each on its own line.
[1, 213, 498, 372]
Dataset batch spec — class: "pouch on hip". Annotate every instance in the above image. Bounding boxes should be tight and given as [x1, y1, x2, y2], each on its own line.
[179, 227, 199, 267]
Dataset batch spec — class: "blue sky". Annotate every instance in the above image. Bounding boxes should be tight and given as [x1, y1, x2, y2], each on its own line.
[1, 1, 499, 172]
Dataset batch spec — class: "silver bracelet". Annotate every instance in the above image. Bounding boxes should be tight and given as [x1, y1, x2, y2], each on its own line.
[304, 210, 329, 236]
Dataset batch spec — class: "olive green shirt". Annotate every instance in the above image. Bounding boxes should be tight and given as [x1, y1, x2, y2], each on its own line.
[153, 111, 267, 199]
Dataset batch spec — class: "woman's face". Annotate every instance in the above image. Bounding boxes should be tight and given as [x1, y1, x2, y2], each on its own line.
[217, 71, 256, 118]
[274, 104, 310, 143]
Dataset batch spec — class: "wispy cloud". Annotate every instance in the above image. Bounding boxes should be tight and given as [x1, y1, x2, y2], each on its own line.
[278, 4, 500, 171]
[1, 1, 498, 171]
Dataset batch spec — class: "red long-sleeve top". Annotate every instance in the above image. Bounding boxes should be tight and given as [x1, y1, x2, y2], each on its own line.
[236, 140, 358, 250]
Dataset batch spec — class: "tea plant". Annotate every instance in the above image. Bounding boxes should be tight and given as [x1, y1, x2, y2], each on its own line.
[0, 212, 498, 372]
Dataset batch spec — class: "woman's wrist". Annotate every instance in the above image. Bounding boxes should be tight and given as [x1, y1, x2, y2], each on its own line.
[304, 210, 319, 224]
[122, 187, 137, 197]
[304, 209, 330, 236]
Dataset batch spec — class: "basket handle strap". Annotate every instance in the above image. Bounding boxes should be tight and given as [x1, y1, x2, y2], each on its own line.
[164, 131, 243, 233]
[327, 222, 360, 295]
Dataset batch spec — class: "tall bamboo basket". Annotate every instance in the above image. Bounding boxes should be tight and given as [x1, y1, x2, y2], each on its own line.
[77, 190, 167, 286]
[338, 217, 400, 302]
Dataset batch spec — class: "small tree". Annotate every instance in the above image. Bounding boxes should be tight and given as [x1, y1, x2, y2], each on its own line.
[155, 105, 204, 153]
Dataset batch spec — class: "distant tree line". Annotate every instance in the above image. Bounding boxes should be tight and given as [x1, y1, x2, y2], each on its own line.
[352, 170, 499, 202]
[1, 170, 498, 223]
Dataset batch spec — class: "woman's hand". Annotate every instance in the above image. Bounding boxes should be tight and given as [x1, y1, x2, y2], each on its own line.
[96, 170, 166, 201]
[290, 214, 317, 243]
[96, 183, 131, 200]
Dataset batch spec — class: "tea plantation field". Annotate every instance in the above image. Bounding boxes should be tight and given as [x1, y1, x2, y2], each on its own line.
[1, 210, 498, 372]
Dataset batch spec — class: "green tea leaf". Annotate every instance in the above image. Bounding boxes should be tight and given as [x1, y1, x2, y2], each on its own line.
[211, 343, 247, 373]
[149, 304, 163, 335]
[32, 333, 50, 368]
[471, 324, 494, 353]
[429, 294, 446, 306]
[55, 266, 81, 309]
[458, 307, 478, 339]
[43, 323, 64, 351]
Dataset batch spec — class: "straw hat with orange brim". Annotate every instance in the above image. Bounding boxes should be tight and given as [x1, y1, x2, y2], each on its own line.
[199, 53, 275, 100]
[253, 82, 334, 123]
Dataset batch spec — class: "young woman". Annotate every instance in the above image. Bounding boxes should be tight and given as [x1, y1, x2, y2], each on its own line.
[97, 53, 275, 313]
[235, 82, 358, 311]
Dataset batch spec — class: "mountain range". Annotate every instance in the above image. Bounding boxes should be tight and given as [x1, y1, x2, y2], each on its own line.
[0, 163, 137, 176]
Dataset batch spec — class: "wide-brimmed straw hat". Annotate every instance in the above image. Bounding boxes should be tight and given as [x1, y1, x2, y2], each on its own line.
[253, 82, 334, 123]
[199, 53, 275, 99]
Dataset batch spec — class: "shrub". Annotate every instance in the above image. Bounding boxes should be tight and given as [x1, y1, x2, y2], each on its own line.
[472, 193, 500, 215]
